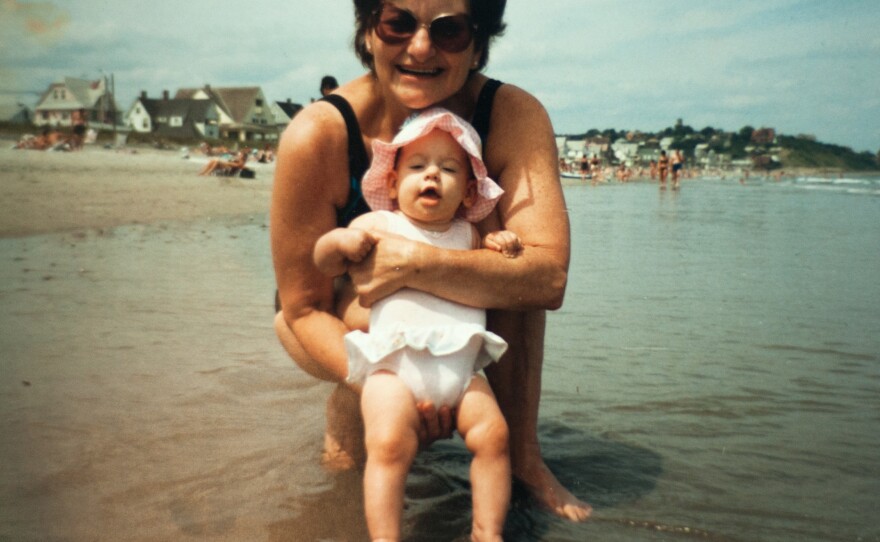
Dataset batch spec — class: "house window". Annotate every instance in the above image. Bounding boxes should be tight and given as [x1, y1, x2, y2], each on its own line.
[142, 119, 148, 129]
[170, 116, 183, 127]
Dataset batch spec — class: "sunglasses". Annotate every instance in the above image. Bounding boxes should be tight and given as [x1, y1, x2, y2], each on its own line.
[374, 3, 476, 53]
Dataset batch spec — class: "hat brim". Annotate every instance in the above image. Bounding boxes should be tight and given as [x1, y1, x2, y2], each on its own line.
[361, 108, 503, 223]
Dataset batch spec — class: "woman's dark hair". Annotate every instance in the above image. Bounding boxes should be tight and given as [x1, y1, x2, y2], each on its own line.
[352, 0, 507, 73]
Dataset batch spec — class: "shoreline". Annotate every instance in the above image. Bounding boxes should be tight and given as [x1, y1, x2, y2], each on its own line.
[3, 142, 876, 236]
[0, 144, 275, 238]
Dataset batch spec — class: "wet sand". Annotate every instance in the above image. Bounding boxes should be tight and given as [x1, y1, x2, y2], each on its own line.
[0, 145, 353, 540]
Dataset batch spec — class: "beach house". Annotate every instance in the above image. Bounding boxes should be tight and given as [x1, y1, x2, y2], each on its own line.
[126, 91, 220, 140]
[34, 77, 118, 128]
[271, 99, 304, 131]
[174, 85, 277, 142]
[0, 102, 33, 125]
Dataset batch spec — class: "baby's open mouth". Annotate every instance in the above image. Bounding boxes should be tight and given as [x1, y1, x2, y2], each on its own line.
[419, 187, 441, 200]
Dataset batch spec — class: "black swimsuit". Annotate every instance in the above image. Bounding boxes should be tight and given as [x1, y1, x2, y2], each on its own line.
[274, 79, 504, 312]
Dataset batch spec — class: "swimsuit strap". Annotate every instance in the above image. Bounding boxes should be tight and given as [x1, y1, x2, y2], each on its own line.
[320, 94, 371, 226]
[471, 78, 503, 152]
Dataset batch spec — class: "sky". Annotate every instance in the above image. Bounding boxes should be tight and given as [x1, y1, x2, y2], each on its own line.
[2, 0, 879, 153]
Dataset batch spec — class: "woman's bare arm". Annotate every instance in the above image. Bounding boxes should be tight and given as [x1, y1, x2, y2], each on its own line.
[349, 85, 570, 311]
[271, 102, 353, 382]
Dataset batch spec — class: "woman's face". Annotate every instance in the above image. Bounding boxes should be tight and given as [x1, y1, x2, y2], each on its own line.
[367, 0, 481, 110]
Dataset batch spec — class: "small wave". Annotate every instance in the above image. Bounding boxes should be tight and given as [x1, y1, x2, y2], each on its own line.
[760, 343, 877, 362]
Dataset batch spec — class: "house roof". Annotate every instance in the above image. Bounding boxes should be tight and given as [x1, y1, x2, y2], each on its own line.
[275, 100, 303, 119]
[0, 103, 32, 121]
[176, 86, 261, 123]
[37, 77, 111, 111]
[138, 98, 216, 123]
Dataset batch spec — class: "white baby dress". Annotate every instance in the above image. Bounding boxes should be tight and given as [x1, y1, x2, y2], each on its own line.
[344, 211, 508, 407]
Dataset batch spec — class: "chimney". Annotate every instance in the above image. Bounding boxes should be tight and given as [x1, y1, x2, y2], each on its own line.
[163, 90, 169, 100]
[140, 91, 147, 100]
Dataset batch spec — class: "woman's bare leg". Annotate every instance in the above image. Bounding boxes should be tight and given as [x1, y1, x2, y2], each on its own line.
[274, 312, 365, 469]
[361, 372, 420, 542]
[485, 310, 592, 522]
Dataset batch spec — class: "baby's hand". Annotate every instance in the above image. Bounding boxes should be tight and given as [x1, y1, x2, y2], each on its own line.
[339, 229, 377, 263]
[483, 230, 522, 258]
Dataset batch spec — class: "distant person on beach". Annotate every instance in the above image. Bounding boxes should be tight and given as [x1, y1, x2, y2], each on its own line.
[658, 150, 669, 187]
[14, 127, 68, 151]
[579, 154, 589, 178]
[313, 108, 519, 541]
[70, 109, 87, 150]
[320, 75, 340, 97]
[198, 147, 249, 176]
[271, 0, 592, 523]
[671, 149, 684, 188]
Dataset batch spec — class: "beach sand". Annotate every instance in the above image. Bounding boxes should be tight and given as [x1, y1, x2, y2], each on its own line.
[0, 145, 275, 238]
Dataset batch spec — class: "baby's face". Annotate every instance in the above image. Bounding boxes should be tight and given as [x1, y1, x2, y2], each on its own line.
[390, 129, 474, 226]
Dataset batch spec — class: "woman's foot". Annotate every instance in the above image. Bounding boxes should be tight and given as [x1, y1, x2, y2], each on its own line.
[321, 384, 365, 470]
[514, 455, 592, 522]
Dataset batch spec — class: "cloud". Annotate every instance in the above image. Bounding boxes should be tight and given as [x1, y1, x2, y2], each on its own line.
[2, 0, 878, 151]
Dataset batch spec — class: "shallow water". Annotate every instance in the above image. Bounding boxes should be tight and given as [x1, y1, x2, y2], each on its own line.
[1, 176, 879, 541]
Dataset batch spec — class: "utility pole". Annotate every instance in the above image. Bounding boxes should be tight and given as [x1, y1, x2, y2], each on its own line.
[111, 73, 117, 141]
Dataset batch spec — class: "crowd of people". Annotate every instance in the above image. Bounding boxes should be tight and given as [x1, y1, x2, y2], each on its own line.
[560, 148, 696, 186]
[13, 125, 93, 152]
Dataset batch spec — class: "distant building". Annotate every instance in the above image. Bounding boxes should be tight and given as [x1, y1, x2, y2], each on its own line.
[271, 99, 304, 130]
[175, 85, 277, 142]
[751, 128, 776, 145]
[125, 91, 220, 139]
[0, 102, 33, 124]
[611, 138, 640, 165]
[34, 77, 118, 128]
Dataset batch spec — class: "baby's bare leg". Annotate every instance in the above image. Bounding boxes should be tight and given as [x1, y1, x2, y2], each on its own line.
[456, 375, 511, 542]
[361, 372, 421, 542]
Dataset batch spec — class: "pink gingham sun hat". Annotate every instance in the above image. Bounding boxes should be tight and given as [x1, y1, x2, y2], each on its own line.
[362, 107, 504, 223]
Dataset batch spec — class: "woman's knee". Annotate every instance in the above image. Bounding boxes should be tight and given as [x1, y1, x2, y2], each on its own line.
[273, 312, 339, 382]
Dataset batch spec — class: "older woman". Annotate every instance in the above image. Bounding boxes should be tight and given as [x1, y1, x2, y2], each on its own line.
[271, 0, 591, 521]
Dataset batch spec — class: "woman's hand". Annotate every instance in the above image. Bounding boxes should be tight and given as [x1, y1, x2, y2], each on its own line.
[416, 402, 456, 445]
[347, 231, 423, 307]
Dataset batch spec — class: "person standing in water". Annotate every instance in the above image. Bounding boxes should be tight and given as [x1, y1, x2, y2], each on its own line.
[271, 0, 592, 521]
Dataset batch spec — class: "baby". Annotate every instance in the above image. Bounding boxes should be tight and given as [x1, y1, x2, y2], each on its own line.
[313, 108, 521, 542]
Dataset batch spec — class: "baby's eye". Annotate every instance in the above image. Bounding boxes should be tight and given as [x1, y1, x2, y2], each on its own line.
[442, 166, 458, 173]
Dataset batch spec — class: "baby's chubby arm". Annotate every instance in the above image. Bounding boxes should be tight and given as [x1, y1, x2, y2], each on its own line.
[313, 227, 378, 277]
[483, 229, 523, 258]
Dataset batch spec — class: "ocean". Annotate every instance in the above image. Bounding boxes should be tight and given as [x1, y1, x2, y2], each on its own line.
[1, 174, 878, 541]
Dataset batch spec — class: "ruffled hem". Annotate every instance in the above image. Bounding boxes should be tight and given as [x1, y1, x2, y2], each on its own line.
[345, 323, 507, 385]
